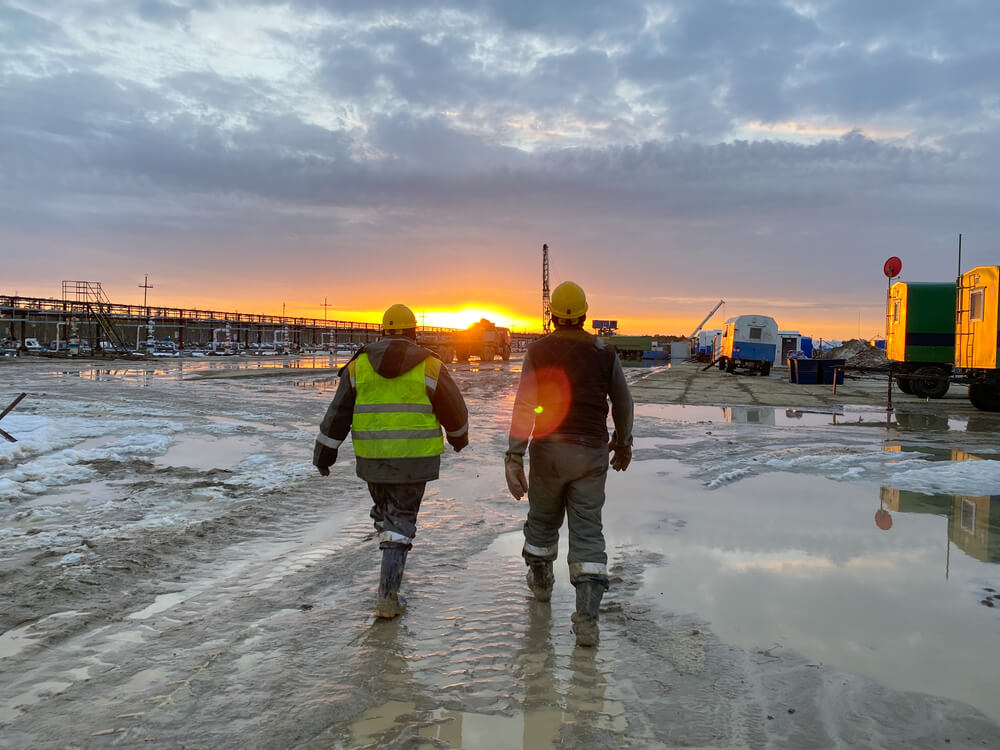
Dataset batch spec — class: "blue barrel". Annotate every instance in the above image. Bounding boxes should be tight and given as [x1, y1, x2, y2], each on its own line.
[796, 359, 821, 385]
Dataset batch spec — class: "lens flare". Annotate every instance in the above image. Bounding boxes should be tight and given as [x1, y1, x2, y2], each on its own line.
[510, 366, 572, 439]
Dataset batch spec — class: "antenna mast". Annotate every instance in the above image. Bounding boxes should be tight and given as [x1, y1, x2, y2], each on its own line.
[542, 243, 551, 333]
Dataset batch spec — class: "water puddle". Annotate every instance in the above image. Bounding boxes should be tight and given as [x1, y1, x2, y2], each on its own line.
[604, 459, 1000, 723]
[637, 403, 848, 426]
[347, 699, 623, 749]
[205, 416, 285, 432]
[0, 680, 73, 724]
[0, 610, 88, 660]
[155, 434, 265, 470]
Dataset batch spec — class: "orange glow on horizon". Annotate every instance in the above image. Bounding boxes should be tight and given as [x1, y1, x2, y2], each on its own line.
[27, 281, 884, 341]
[304, 305, 541, 332]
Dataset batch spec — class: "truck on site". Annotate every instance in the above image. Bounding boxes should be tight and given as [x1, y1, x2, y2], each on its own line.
[956, 265, 1000, 411]
[716, 315, 779, 375]
[418, 319, 512, 363]
[885, 281, 955, 399]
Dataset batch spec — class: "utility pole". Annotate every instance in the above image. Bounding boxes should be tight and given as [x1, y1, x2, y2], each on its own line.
[138, 275, 153, 353]
[542, 243, 551, 334]
[139, 275, 153, 311]
[320, 297, 332, 322]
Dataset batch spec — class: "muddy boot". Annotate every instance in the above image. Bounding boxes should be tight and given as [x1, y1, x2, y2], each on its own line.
[526, 562, 554, 602]
[571, 580, 605, 647]
[374, 546, 408, 619]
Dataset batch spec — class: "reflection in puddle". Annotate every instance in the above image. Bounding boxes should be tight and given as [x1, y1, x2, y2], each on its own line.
[637, 403, 847, 426]
[155, 435, 265, 470]
[348, 697, 622, 750]
[614, 460, 1000, 723]
[880, 447, 1000, 566]
[638, 403, 998, 433]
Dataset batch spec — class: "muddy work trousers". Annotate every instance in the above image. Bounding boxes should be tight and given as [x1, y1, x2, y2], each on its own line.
[523, 441, 610, 586]
[368, 482, 426, 549]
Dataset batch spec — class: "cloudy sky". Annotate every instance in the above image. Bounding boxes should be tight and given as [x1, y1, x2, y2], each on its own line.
[2, 0, 998, 336]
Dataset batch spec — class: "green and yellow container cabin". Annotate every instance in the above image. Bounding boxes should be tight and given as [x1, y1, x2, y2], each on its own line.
[886, 281, 956, 364]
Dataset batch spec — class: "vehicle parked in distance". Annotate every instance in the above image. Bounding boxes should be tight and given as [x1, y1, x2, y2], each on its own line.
[716, 315, 779, 376]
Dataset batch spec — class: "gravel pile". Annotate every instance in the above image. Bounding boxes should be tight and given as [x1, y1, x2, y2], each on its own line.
[817, 338, 889, 368]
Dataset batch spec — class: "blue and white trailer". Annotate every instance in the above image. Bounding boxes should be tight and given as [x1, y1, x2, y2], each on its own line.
[717, 315, 780, 375]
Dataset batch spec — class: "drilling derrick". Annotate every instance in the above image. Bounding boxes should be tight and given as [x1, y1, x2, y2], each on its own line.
[542, 243, 551, 333]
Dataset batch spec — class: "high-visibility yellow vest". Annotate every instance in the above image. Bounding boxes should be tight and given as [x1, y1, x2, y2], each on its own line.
[350, 354, 444, 459]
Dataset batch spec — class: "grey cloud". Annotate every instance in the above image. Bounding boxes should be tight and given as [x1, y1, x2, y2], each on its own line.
[480, 0, 646, 37]
[368, 112, 525, 170]
[135, 0, 192, 24]
[318, 26, 482, 108]
[790, 46, 999, 122]
[0, 5, 67, 46]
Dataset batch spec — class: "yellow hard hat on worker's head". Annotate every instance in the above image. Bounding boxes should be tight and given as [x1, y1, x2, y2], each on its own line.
[551, 281, 588, 321]
[382, 303, 418, 332]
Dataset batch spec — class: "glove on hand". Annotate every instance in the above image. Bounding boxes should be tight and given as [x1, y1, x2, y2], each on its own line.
[316, 465, 330, 476]
[504, 453, 528, 499]
[609, 443, 632, 472]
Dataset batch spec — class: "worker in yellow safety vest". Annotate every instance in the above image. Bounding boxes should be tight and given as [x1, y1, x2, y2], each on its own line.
[505, 281, 633, 646]
[314, 303, 469, 619]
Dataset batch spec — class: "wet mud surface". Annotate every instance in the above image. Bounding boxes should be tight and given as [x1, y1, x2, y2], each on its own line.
[2, 356, 1000, 748]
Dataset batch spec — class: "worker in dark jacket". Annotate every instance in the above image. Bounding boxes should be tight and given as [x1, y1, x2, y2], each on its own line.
[505, 281, 633, 646]
[314, 303, 469, 619]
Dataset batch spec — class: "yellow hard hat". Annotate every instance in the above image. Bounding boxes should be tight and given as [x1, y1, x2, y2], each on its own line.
[551, 281, 588, 320]
[382, 303, 417, 331]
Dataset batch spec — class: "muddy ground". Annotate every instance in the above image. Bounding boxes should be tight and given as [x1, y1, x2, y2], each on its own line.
[1, 356, 999, 749]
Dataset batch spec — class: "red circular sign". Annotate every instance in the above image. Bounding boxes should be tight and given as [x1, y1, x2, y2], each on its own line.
[883, 256, 902, 278]
[875, 509, 893, 530]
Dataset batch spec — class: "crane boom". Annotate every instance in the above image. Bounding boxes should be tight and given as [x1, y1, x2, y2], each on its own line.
[688, 299, 725, 339]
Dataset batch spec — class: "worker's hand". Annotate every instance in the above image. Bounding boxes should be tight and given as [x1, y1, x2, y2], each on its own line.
[609, 442, 632, 472]
[504, 453, 528, 500]
[316, 465, 331, 477]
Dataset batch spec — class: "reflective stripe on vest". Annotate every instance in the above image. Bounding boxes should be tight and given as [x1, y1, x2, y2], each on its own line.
[350, 354, 444, 459]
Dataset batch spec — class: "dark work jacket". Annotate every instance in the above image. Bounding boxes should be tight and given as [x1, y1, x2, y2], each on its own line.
[313, 336, 469, 483]
[508, 326, 633, 452]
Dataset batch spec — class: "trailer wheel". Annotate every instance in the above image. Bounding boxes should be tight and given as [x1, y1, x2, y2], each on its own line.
[725, 359, 736, 374]
[896, 373, 913, 394]
[910, 366, 950, 399]
[760, 363, 772, 377]
[969, 383, 1000, 412]
[501, 346, 510, 361]
[480, 347, 496, 362]
[717, 357, 727, 371]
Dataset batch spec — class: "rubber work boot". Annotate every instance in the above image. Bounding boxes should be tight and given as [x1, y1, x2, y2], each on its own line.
[526, 562, 554, 602]
[571, 580, 605, 647]
[375, 546, 408, 619]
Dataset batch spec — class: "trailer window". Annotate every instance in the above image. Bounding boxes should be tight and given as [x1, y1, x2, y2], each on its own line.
[970, 288, 985, 321]
[892, 301, 900, 324]
[960, 498, 976, 533]
[749, 327, 762, 340]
